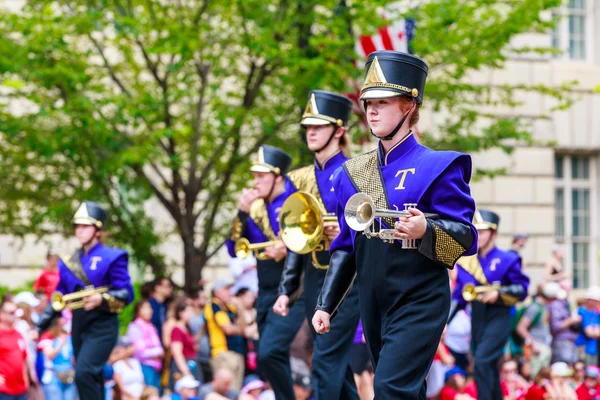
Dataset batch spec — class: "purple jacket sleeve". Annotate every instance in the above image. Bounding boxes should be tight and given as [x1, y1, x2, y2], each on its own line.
[506, 257, 530, 301]
[330, 167, 357, 255]
[109, 253, 134, 305]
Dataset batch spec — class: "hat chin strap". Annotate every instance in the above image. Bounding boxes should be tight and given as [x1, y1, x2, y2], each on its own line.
[369, 99, 416, 141]
[315, 125, 339, 153]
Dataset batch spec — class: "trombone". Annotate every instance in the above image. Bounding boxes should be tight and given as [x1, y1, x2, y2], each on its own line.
[51, 286, 110, 311]
[344, 193, 437, 247]
[462, 283, 502, 302]
[234, 237, 282, 260]
[280, 191, 338, 269]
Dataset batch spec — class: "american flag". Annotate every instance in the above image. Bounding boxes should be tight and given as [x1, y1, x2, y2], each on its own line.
[350, 14, 418, 143]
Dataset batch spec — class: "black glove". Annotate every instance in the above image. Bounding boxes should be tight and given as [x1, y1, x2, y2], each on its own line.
[278, 251, 304, 305]
[101, 289, 130, 313]
[315, 250, 356, 319]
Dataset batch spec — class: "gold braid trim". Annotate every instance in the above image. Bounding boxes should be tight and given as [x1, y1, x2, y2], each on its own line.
[102, 293, 125, 313]
[457, 255, 489, 285]
[433, 225, 467, 268]
[287, 165, 326, 212]
[499, 293, 519, 306]
[230, 216, 243, 241]
[343, 150, 395, 228]
[249, 199, 277, 241]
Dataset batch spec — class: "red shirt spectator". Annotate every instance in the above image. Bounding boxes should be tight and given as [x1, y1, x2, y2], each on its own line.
[172, 326, 197, 359]
[34, 253, 60, 298]
[0, 301, 29, 397]
[576, 366, 600, 400]
[464, 380, 509, 398]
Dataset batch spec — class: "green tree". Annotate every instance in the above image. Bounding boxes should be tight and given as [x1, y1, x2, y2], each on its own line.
[0, 0, 572, 289]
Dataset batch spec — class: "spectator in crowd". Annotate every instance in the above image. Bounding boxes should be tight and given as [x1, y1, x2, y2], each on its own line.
[576, 287, 600, 367]
[140, 386, 161, 400]
[228, 256, 258, 295]
[33, 252, 60, 299]
[515, 282, 561, 376]
[574, 361, 587, 386]
[511, 234, 529, 256]
[444, 304, 472, 371]
[550, 362, 578, 399]
[112, 337, 146, 400]
[150, 277, 173, 342]
[519, 358, 533, 382]
[126, 300, 164, 389]
[291, 358, 312, 400]
[39, 316, 76, 400]
[428, 328, 455, 399]
[239, 376, 267, 399]
[172, 375, 201, 400]
[575, 365, 600, 400]
[0, 300, 29, 400]
[439, 366, 474, 400]
[197, 369, 239, 400]
[204, 281, 246, 391]
[351, 321, 374, 400]
[171, 298, 200, 385]
[500, 359, 529, 400]
[13, 292, 43, 400]
[525, 366, 557, 400]
[549, 280, 580, 365]
[234, 288, 259, 375]
[545, 244, 568, 282]
[188, 286, 211, 383]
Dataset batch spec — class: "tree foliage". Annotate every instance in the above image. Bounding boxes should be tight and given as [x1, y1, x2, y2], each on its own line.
[0, 0, 573, 288]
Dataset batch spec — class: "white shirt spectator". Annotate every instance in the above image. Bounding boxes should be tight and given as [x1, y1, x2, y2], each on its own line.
[444, 308, 472, 354]
[229, 256, 258, 294]
[113, 358, 145, 398]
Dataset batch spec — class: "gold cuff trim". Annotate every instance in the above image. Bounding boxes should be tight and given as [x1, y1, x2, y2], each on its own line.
[433, 225, 466, 267]
[102, 293, 125, 313]
[499, 293, 519, 306]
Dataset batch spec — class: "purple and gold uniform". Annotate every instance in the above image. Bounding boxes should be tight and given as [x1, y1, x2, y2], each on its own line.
[316, 50, 477, 398]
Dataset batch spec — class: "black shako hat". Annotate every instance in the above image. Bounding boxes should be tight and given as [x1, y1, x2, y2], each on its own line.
[473, 209, 500, 231]
[250, 145, 292, 176]
[72, 201, 108, 229]
[360, 50, 428, 105]
[301, 90, 353, 127]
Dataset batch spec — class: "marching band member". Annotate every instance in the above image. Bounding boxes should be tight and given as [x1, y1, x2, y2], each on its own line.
[452, 209, 530, 400]
[273, 90, 360, 399]
[312, 50, 477, 398]
[226, 146, 305, 400]
[37, 201, 133, 400]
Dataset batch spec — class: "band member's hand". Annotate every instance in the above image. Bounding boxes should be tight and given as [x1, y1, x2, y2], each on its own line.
[273, 295, 290, 317]
[394, 207, 427, 240]
[238, 188, 260, 213]
[83, 293, 103, 311]
[480, 290, 499, 304]
[264, 242, 287, 262]
[312, 310, 331, 334]
[323, 221, 340, 241]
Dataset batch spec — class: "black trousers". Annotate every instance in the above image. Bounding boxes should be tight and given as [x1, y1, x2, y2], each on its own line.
[71, 308, 119, 400]
[256, 289, 306, 400]
[355, 236, 450, 399]
[471, 302, 512, 400]
[304, 251, 360, 400]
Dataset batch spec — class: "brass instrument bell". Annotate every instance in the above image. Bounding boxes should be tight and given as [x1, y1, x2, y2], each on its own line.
[51, 286, 110, 311]
[234, 237, 281, 260]
[280, 191, 338, 269]
[461, 283, 501, 302]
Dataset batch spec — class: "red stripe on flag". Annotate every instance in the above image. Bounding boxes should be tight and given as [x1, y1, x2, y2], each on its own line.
[359, 35, 377, 56]
[378, 26, 394, 50]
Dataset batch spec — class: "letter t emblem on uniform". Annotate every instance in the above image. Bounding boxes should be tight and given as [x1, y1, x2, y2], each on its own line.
[394, 168, 416, 190]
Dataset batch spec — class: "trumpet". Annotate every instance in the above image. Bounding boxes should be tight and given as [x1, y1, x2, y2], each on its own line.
[235, 237, 282, 260]
[462, 283, 502, 302]
[344, 193, 437, 247]
[280, 191, 338, 269]
[51, 286, 110, 311]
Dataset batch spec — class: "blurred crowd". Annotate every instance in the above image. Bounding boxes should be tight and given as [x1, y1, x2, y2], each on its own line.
[3, 239, 600, 400]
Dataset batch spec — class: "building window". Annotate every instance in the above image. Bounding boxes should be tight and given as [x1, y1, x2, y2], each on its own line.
[552, 0, 594, 62]
[555, 154, 596, 288]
